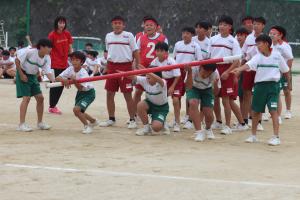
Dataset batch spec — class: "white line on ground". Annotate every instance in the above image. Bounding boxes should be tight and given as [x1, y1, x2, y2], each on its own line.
[2, 163, 300, 189]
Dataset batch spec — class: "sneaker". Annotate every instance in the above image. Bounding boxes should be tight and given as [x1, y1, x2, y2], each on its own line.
[195, 130, 206, 142]
[82, 125, 93, 134]
[163, 123, 171, 135]
[168, 120, 175, 128]
[48, 107, 62, 115]
[206, 129, 215, 140]
[284, 110, 292, 119]
[268, 136, 281, 146]
[173, 123, 181, 132]
[257, 123, 264, 131]
[37, 122, 51, 130]
[245, 135, 258, 143]
[126, 116, 140, 124]
[136, 125, 152, 136]
[181, 115, 189, 124]
[99, 120, 115, 127]
[278, 116, 283, 125]
[90, 119, 100, 128]
[232, 123, 249, 132]
[211, 121, 223, 130]
[183, 121, 194, 129]
[221, 125, 232, 135]
[17, 123, 33, 132]
[128, 120, 137, 129]
[262, 113, 269, 121]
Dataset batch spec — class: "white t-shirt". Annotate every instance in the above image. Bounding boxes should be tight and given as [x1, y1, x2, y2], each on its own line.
[136, 76, 168, 106]
[192, 36, 211, 59]
[17, 48, 52, 75]
[242, 32, 259, 61]
[59, 66, 94, 91]
[209, 34, 241, 63]
[246, 51, 289, 83]
[0, 56, 15, 69]
[99, 56, 107, 71]
[150, 57, 181, 79]
[191, 67, 221, 89]
[105, 31, 138, 63]
[84, 57, 101, 72]
[173, 40, 203, 64]
[272, 42, 293, 63]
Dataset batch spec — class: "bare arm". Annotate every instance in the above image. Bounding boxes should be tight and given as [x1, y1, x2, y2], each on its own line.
[185, 68, 193, 90]
[15, 58, 28, 82]
[133, 50, 140, 67]
[147, 73, 165, 87]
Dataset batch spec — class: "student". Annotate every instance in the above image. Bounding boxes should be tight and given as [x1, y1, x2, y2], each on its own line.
[241, 16, 254, 33]
[83, 50, 101, 76]
[150, 42, 181, 132]
[232, 34, 290, 146]
[99, 49, 108, 75]
[15, 38, 55, 132]
[0, 50, 16, 78]
[56, 51, 99, 134]
[193, 21, 211, 60]
[100, 16, 140, 129]
[186, 63, 220, 141]
[206, 22, 213, 38]
[85, 43, 93, 51]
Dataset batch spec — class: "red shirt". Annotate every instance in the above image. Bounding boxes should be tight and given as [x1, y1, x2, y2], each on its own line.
[48, 30, 73, 69]
[139, 33, 167, 67]
[135, 31, 145, 42]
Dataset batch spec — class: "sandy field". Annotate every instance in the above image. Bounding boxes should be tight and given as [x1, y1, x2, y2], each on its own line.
[0, 67, 300, 200]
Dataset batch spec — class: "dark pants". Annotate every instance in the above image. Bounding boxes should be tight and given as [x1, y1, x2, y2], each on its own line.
[49, 68, 65, 108]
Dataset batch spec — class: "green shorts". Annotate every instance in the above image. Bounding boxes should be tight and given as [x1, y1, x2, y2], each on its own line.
[280, 73, 292, 90]
[16, 71, 41, 98]
[186, 87, 214, 108]
[252, 82, 280, 113]
[75, 89, 96, 112]
[145, 99, 169, 124]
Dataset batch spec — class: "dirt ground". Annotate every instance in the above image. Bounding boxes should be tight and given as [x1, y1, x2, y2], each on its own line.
[0, 72, 300, 199]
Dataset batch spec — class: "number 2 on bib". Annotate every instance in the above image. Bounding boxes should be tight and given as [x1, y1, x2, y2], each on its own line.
[146, 42, 155, 59]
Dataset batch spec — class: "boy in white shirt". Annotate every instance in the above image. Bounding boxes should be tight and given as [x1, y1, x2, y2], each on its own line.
[232, 34, 290, 146]
[193, 21, 211, 60]
[83, 50, 101, 76]
[0, 50, 16, 78]
[56, 51, 99, 134]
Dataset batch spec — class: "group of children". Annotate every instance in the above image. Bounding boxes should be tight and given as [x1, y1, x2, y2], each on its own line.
[12, 14, 294, 146]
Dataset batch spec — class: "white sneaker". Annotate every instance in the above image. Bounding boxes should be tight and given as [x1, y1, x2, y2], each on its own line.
[163, 123, 171, 135]
[173, 123, 181, 132]
[136, 125, 152, 136]
[90, 119, 100, 128]
[268, 136, 281, 146]
[221, 125, 232, 135]
[99, 120, 115, 127]
[284, 110, 292, 119]
[211, 121, 223, 130]
[181, 115, 189, 124]
[195, 130, 206, 142]
[183, 121, 194, 129]
[232, 123, 249, 132]
[278, 116, 282, 125]
[206, 129, 215, 140]
[245, 135, 258, 143]
[262, 113, 269, 121]
[37, 122, 51, 130]
[128, 120, 137, 129]
[126, 116, 140, 124]
[168, 120, 175, 128]
[17, 123, 33, 132]
[257, 123, 264, 131]
[82, 125, 93, 134]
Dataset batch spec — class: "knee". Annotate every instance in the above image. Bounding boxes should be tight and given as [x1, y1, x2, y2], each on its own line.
[37, 95, 44, 103]
[151, 122, 163, 132]
[73, 107, 81, 116]
[189, 100, 198, 109]
[137, 101, 147, 111]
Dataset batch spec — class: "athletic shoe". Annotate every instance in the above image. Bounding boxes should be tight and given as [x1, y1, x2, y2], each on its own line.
[99, 120, 115, 127]
[232, 123, 249, 132]
[37, 122, 51, 130]
[195, 130, 206, 142]
[183, 121, 194, 129]
[173, 123, 181, 132]
[136, 125, 152, 136]
[181, 115, 189, 124]
[82, 125, 93, 134]
[245, 135, 258, 143]
[278, 116, 283, 125]
[262, 113, 269, 121]
[206, 129, 215, 140]
[268, 136, 281, 146]
[211, 121, 223, 130]
[48, 107, 62, 115]
[163, 123, 171, 135]
[221, 125, 232, 135]
[257, 123, 264, 131]
[90, 119, 100, 128]
[17, 123, 33, 132]
[284, 110, 292, 119]
[168, 120, 175, 128]
[128, 120, 137, 129]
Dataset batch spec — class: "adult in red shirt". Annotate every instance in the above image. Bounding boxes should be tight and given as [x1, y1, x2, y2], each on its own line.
[48, 16, 73, 114]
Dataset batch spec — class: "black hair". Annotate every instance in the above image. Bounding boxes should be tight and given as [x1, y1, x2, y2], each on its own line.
[218, 15, 233, 26]
[207, 22, 212, 29]
[54, 16, 67, 30]
[155, 42, 169, 52]
[154, 71, 162, 78]
[236, 27, 249, 35]
[0, 47, 4, 51]
[111, 16, 125, 23]
[37, 38, 53, 49]
[270, 25, 286, 39]
[202, 63, 217, 72]
[242, 16, 254, 23]
[182, 27, 196, 35]
[1, 50, 10, 56]
[104, 49, 108, 53]
[69, 51, 86, 64]
[87, 50, 99, 58]
[195, 21, 210, 30]
[254, 17, 266, 25]
[255, 34, 272, 47]
[143, 16, 158, 25]
[85, 43, 93, 47]
[17, 40, 25, 48]
[9, 47, 17, 51]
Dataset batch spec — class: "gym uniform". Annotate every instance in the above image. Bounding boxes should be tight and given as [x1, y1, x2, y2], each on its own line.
[192, 36, 211, 59]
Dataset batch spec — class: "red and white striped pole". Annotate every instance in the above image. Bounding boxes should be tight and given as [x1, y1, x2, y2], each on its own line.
[46, 55, 241, 88]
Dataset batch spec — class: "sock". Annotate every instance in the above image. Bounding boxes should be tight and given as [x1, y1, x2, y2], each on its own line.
[249, 116, 252, 120]
[217, 120, 222, 124]
[130, 118, 135, 122]
[241, 122, 246, 126]
[188, 119, 192, 123]
[258, 120, 262, 124]
[244, 118, 248, 124]
[109, 117, 116, 121]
